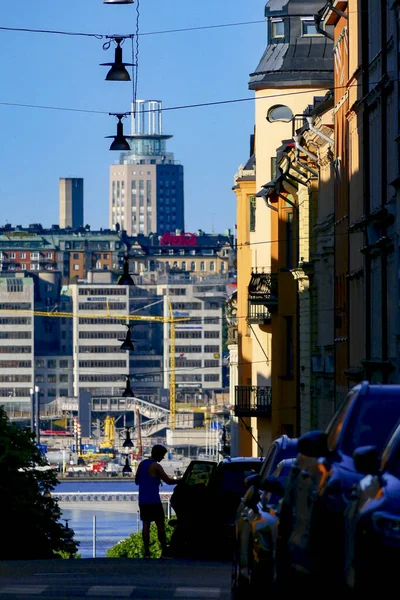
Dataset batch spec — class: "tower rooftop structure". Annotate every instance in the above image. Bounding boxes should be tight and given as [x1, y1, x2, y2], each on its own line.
[118, 100, 174, 165]
[249, 0, 333, 89]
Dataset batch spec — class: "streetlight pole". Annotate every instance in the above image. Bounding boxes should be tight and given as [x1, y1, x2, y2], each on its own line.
[34, 385, 40, 444]
[29, 388, 35, 432]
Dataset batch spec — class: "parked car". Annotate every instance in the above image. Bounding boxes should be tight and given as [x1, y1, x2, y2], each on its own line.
[277, 381, 400, 589]
[169, 456, 263, 558]
[231, 457, 296, 599]
[343, 420, 400, 593]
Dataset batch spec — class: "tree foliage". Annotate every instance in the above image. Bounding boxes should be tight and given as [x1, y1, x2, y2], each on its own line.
[0, 405, 80, 560]
[106, 519, 175, 558]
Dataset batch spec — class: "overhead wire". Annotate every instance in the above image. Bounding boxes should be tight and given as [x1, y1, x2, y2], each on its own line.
[0, 82, 358, 115]
[0, 20, 265, 38]
[0, 80, 389, 116]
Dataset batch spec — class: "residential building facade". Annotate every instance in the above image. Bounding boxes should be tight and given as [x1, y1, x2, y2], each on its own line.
[234, 0, 333, 455]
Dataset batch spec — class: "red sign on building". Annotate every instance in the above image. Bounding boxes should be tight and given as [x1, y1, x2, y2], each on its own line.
[160, 232, 197, 246]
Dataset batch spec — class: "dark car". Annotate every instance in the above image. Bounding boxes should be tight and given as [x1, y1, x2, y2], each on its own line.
[343, 420, 400, 593]
[169, 456, 263, 558]
[278, 381, 400, 589]
[231, 457, 296, 599]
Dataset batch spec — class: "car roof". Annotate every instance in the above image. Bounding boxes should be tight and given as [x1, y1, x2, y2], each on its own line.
[220, 456, 263, 464]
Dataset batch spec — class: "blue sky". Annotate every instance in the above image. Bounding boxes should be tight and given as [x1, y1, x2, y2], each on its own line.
[0, 1, 266, 234]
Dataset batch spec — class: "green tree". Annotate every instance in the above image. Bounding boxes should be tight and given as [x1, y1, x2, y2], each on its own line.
[0, 406, 80, 560]
[106, 519, 175, 558]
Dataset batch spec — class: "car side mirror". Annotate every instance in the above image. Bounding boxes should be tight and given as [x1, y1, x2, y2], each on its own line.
[245, 473, 260, 490]
[298, 430, 329, 458]
[353, 445, 379, 475]
[259, 476, 284, 496]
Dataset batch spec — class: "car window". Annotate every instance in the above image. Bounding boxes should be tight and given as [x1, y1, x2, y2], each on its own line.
[185, 463, 215, 486]
[340, 394, 400, 457]
[326, 388, 358, 451]
[259, 444, 278, 483]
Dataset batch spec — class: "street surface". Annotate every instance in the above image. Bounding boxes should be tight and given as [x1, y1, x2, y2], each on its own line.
[0, 557, 231, 599]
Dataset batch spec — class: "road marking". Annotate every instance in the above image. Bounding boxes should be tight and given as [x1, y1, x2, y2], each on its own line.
[1, 586, 48, 595]
[87, 585, 136, 597]
[174, 588, 220, 598]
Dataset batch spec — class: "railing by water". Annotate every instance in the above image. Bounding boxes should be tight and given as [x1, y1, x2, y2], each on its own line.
[54, 491, 173, 503]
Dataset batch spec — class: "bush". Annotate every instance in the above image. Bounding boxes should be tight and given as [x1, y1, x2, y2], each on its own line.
[106, 518, 175, 558]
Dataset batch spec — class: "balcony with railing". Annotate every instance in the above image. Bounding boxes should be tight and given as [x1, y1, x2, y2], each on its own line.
[234, 385, 272, 417]
[247, 271, 278, 324]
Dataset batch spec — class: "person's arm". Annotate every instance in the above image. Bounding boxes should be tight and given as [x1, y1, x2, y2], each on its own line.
[154, 462, 182, 485]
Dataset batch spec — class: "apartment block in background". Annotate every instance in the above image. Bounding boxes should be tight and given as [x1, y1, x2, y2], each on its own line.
[0, 273, 34, 412]
[69, 274, 130, 398]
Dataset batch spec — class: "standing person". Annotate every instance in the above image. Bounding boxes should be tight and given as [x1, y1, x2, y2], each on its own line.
[135, 444, 182, 558]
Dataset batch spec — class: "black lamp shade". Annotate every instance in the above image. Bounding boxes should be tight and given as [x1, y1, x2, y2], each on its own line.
[106, 118, 130, 151]
[123, 376, 134, 397]
[122, 457, 132, 473]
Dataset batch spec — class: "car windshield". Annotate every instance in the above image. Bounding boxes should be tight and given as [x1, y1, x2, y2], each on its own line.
[340, 393, 400, 457]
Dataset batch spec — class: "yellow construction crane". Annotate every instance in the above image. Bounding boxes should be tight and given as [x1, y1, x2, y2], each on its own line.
[0, 299, 188, 430]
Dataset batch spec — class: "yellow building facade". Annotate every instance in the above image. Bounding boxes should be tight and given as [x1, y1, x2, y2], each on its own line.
[234, 0, 333, 455]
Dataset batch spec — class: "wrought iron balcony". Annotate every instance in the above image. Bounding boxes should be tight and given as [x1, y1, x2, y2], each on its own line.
[248, 271, 278, 323]
[234, 385, 272, 417]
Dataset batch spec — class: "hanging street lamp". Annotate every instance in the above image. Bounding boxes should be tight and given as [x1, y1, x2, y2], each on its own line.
[123, 428, 134, 448]
[119, 324, 135, 351]
[100, 37, 135, 81]
[106, 113, 130, 151]
[122, 375, 135, 397]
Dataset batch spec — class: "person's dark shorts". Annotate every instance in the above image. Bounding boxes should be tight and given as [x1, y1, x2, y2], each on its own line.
[139, 502, 165, 522]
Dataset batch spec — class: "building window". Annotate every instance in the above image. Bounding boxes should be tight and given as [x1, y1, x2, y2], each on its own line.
[249, 195, 256, 232]
[200, 261, 205, 271]
[74, 264, 79, 271]
[20, 252, 26, 259]
[301, 18, 322, 36]
[271, 19, 284, 39]
[48, 360, 56, 368]
[190, 261, 195, 271]
[267, 105, 293, 123]
[210, 262, 215, 271]
[286, 212, 293, 269]
[73, 253, 79, 259]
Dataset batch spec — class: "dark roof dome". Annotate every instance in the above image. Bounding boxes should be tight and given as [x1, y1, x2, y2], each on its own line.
[249, 0, 334, 90]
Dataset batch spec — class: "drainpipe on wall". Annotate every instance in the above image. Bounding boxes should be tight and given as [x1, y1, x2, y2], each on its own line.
[361, 0, 371, 376]
[305, 117, 335, 146]
[293, 136, 318, 163]
[381, 3, 388, 379]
